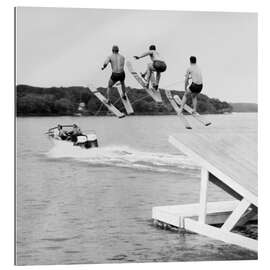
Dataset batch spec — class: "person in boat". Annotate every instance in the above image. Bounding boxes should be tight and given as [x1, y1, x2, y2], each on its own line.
[179, 56, 203, 114]
[102, 45, 127, 105]
[134, 45, 167, 90]
[57, 125, 68, 140]
[67, 124, 83, 142]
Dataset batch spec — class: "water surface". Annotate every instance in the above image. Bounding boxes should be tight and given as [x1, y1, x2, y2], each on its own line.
[16, 113, 257, 265]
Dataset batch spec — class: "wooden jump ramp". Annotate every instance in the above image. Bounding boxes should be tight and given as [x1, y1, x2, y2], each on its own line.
[152, 128, 258, 252]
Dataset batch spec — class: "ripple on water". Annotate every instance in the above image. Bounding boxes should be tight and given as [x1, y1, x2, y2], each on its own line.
[44, 246, 63, 250]
[64, 250, 81, 254]
[41, 237, 74, 242]
[108, 254, 128, 261]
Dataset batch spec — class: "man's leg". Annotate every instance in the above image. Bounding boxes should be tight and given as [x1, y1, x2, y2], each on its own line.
[154, 72, 161, 90]
[107, 79, 115, 104]
[179, 89, 191, 113]
[145, 63, 155, 88]
[191, 93, 198, 113]
[120, 80, 127, 100]
[141, 63, 151, 79]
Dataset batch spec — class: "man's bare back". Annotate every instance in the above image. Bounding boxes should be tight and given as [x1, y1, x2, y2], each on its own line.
[104, 53, 125, 73]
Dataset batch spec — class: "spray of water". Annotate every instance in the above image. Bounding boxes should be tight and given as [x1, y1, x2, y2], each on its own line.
[46, 141, 198, 174]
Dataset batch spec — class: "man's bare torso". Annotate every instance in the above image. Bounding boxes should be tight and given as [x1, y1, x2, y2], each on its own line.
[106, 53, 125, 73]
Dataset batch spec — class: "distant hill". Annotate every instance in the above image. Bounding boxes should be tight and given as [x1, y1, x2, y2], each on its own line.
[16, 84, 233, 116]
[230, 103, 258, 112]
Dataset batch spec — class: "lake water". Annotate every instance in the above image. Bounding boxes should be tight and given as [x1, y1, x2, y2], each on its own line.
[16, 113, 257, 265]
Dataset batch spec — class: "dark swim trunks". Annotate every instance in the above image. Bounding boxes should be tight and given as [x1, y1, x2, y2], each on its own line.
[111, 71, 125, 83]
[153, 60, 167, 72]
[189, 82, 203, 94]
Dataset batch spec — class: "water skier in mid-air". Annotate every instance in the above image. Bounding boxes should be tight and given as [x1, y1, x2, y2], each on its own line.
[134, 45, 167, 90]
[102, 45, 127, 105]
[180, 56, 203, 114]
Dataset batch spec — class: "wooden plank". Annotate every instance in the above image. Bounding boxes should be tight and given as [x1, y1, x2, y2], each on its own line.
[188, 133, 257, 177]
[222, 198, 251, 231]
[126, 61, 162, 103]
[152, 207, 183, 228]
[236, 204, 257, 227]
[88, 84, 125, 118]
[209, 173, 243, 201]
[115, 84, 134, 115]
[152, 201, 257, 227]
[184, 218, 257, 252]
[153, 201, 239, 217]
[170, 133, 257, 191]
[199, 168, 209, 223]
[169, 131, 257, 206]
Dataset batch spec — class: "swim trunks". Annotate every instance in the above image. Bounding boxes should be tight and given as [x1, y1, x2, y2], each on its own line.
[153, 60, 167, 72]
[111, 71, 125, 83]
[189, 82, 203, 94]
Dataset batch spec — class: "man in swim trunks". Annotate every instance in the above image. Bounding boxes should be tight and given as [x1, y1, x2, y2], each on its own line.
[102, 45, 126, 105]
[134, 45, 167, 90]
[179, 56, 203, 113]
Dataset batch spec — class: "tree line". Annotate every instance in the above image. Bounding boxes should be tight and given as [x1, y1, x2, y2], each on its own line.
[16, 84, 233, 116]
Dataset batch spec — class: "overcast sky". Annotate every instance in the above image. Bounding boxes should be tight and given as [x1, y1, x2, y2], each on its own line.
[16, 7, 257, 103]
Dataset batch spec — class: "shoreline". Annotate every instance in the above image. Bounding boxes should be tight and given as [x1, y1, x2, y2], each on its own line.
[16, 112, 257, 117]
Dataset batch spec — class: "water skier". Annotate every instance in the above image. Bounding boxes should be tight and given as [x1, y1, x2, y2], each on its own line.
[134, 45, 167, 90]
[180, 56, 203, 114]
[102, 45, 127, 105]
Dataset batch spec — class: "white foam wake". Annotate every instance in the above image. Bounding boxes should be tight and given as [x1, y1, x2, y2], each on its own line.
[46, 142, 198, 174]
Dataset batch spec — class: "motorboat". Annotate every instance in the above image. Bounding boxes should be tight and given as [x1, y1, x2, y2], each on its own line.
[47, 124, 98, 149]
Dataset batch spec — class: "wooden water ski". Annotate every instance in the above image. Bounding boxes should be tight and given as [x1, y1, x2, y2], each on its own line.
[165, 90, 192, 129]
[88, 84, 125, 118]
[173, 95, 211, 126]
[126, 61, 162, 103]
[115, 83, 134, 115]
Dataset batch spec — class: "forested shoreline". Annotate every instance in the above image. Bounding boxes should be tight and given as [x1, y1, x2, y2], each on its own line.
[16, 84, 236, 116]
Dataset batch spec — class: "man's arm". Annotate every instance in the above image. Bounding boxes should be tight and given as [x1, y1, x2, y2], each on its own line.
[134, 51, 152, 60]
[184, 69, 190, 90]
[102, 56, 110, 70]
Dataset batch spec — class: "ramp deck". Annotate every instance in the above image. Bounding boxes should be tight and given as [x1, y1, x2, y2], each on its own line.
[152, 128, 258, 252]
[170, 130, 257, 205]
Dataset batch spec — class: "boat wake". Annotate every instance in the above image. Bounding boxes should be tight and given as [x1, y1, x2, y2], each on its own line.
[46, 144, 198, 174]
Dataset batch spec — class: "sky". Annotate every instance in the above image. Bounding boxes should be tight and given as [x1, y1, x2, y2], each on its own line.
[16, 7, 257, 103]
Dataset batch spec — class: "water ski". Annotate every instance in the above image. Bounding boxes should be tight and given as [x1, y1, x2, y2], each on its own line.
[115, 83, 134, 115]
[165, 90, 192, 129]
[173, 95, 211, 126]
[126, 61, 162, 103]
[88, 84, 125, 118]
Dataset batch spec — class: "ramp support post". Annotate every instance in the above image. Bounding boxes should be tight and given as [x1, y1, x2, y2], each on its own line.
[199, 167, 209, 223]
[221, 198, 251, 231]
